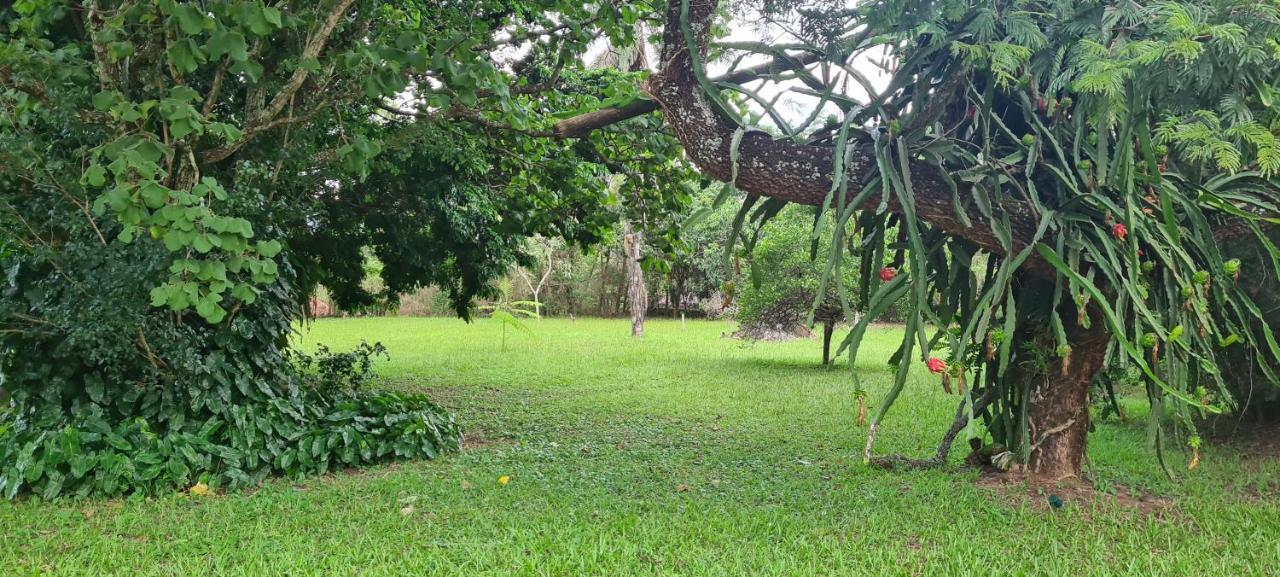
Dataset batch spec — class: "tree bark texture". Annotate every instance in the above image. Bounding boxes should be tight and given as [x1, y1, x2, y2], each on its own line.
[640, 1, 1111, 479]
[822, 321, 835, 366]
[1016, 314, 1110, 481]
[623, 220, 647, 337]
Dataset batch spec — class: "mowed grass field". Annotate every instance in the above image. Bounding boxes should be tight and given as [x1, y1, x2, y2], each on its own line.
[3, 317, 1278, 576]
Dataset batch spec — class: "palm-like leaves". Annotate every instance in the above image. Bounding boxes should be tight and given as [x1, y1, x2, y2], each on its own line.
[479, 281, 540, 351]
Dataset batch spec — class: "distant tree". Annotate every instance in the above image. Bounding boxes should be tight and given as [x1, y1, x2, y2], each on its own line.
[663, 184, 740, 316]
[623, 219, 648, 336]
[515, 237, 558, 319]
[735, 206, 866, 365]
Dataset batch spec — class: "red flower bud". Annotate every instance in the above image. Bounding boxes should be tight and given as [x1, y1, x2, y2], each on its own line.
[879, 267, 897, 282]
[1112, 222, 1128, 241]
[926, 357, 947, 374]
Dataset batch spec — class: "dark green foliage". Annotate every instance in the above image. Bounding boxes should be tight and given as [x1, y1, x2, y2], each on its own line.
[0, 1, 686, 498]
[0, 194, 457, 499]
[736, 206, 856, 336]
[294, 122, 624, 318]
[1218, 226, 1280, 411]
[0, 375, 459, 500]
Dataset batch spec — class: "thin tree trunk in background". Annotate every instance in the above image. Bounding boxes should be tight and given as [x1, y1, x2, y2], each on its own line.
[624, 220, 646, 337]
[822, 321, 835, 366]
[597, 250, 609, 316]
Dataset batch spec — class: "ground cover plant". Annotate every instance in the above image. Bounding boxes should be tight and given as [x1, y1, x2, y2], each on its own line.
[2, 318, 1277, 576]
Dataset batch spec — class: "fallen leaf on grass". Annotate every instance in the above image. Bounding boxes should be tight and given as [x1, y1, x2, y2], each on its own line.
[675, 484, 692, 493]
[189, 482, 211, 497]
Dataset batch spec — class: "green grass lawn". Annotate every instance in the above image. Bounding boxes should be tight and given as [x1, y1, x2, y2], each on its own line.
[3, 318, 1278, 575]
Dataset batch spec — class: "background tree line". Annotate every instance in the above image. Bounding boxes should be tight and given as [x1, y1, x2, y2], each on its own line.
[313, 185, 910, 337]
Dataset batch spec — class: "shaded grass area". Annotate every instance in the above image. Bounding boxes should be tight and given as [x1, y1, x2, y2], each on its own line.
[2, 318, 1278, 575]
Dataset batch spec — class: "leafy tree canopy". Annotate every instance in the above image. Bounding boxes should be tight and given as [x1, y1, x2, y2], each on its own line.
[0, 0, 692, 498]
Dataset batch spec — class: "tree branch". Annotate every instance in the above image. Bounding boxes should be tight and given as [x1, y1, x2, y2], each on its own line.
[551, 50, 825, 138]
[643, 0, 1053, 277]
[200, 0, 354, 165]
[201, 56, 230, 117]
[553, 99, 660, 138]
[376, 103, 557, 138]
[868, 389, 996, 470]
[257, 0, 355, 125]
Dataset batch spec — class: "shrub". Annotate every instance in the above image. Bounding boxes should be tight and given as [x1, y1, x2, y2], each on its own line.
[0, 207, 459, 499]
[0, 310, 458, 499]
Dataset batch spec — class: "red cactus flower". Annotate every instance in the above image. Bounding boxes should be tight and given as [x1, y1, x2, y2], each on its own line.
[879, 267, 897, 282]
[1112, 222, 1128, 241]
[926, 357, 947, 374]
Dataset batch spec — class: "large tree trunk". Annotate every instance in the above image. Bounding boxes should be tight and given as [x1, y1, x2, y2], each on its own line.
[624, 220, 647, 337]
[1021, 321, 1110, 481]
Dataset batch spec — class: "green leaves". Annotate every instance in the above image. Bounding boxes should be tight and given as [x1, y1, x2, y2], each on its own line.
[0, 376, 460, 499]
[337, 135, 384, 180]
[196, 294, 227, 324]
[168, 38, 207, 74]
[81, 117, 276, 325]
[207, 29, 249, 62]
[159, 85, 204, 140]
[478, 280, 540, 351]
[256, 240, 282, 258]
[92, 90, 122, 112]
[205, 122, 244, 143]
[83, 165, 107, 187]
[169, 3, 211, 35]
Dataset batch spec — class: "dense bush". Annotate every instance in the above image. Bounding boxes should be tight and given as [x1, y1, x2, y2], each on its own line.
[736, 205, 904, 339]
[0, 206, 458, 499]
[735, 206, 837, 338]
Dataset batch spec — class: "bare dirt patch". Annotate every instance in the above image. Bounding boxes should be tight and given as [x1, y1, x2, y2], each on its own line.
[975, 470, 1176, 517]
[461, 426, 511, 450]
[417, 386, 519, 451]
